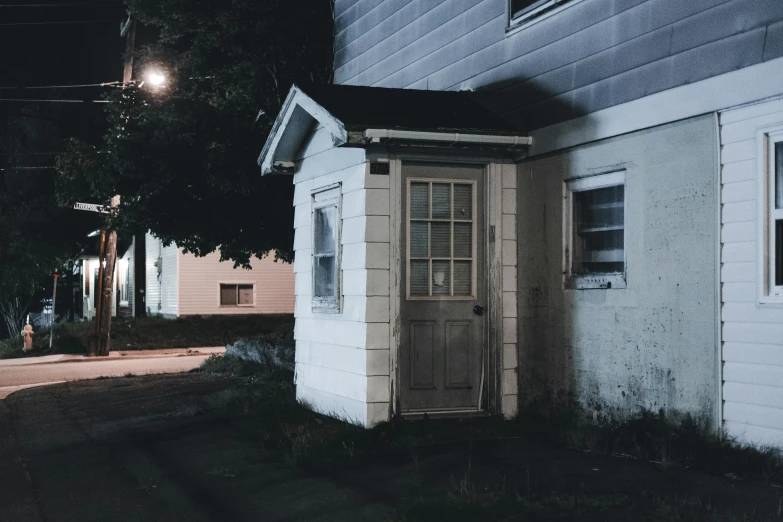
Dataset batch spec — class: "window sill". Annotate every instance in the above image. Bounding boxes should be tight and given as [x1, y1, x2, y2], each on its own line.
[219, 304, 255, 308]
[312, 297, 340, 314]
[565, 274, 626, 290]
[506, 0, 586, 36]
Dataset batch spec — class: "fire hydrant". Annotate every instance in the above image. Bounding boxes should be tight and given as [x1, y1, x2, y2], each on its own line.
[21, 324, 34, 353]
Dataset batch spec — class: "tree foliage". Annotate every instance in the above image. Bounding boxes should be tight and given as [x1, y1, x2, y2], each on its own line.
[56, 0, 334, 267]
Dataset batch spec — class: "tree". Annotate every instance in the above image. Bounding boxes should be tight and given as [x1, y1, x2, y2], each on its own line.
[56, 0, 334, 267]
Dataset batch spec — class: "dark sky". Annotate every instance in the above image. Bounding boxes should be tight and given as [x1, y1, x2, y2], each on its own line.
[1, 1, 127, 88]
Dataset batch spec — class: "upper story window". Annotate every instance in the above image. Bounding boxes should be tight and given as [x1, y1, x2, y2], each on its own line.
[759, 126, 783, 302]
[564, 170, 626, 290]
[312, 184, 341, 313]
[508, 0, 579, 30]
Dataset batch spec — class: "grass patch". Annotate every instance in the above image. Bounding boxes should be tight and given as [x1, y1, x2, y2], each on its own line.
[0, 314, 293, 359]
[515, 398, 783, 485]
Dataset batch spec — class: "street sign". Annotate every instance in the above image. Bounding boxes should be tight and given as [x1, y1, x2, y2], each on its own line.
[74, 202, 110, 214]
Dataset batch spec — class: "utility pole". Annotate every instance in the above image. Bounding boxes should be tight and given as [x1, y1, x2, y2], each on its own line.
[95, 14, 136, 356]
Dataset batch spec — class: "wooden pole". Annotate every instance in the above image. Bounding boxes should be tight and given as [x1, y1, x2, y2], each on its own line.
[49, 273, 58, 349]
[95, 230, 106, 335]
[95, 16, 135, 356]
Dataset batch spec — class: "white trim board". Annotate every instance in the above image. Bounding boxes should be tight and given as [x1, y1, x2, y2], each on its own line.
[529, 56, 783, 157]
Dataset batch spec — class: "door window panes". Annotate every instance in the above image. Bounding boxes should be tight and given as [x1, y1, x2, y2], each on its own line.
[407, 179, 476, 298]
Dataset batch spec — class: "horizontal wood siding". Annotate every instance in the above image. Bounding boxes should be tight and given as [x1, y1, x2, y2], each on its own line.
[145, 233, 179, 317]
[292, 128, 390, 426]
[177, 252, 294, 316]
[719, 98, 783, 448]
[334, 0, 783, 130]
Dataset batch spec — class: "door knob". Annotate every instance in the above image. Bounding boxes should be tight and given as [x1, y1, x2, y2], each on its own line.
[473, 304, 485, 316]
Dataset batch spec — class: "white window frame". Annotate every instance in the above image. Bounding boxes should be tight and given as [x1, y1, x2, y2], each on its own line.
[757, 125, 783, 304]
[563, 170, 627, 290]
[507, 0, 586, 33]
[218, 283, 256, 307]
[311, 183, 342, 314]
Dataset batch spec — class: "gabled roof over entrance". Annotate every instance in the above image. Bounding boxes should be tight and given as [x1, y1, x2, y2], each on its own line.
[258, 84, 529, 175]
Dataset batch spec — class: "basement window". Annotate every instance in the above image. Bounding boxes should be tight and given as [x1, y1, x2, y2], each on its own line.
[312, 184, 341, 313]
[564, 171, 626, 290]
[220, 284, 254, 306]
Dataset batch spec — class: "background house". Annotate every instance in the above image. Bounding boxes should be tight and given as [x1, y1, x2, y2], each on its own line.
[76, 233, 294, 320]
[263, 0, 783, 447]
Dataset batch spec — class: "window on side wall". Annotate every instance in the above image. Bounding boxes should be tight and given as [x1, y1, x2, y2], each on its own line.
[312, 184, 341, 313]
[564, 170, 626, 290]
[508, 0, 577, 28]
[761, 128, 783, 301]
[220, 284, 254, 306]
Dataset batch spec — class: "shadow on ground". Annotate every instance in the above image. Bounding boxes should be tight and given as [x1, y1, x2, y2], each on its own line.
[1, 373, 781, 521]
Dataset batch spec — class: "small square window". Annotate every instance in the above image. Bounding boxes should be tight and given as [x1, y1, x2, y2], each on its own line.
[220, 284, 254, 306]
[565, 171, 626, 290]
[312, 185, 341, 313]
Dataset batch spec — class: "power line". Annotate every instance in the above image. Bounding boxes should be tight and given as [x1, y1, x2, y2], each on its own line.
[0, 19, 115, 26]
[0, 98, 109, 103]
[0, 81, 123, 89]
[0, 166, 56, 170]
[0, 2, 121, 6]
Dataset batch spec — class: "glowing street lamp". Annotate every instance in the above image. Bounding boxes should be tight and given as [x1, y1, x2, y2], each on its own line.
[145, 70, 167, 89]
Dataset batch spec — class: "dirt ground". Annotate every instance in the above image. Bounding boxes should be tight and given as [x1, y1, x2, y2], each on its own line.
[1, 373, 781, 521]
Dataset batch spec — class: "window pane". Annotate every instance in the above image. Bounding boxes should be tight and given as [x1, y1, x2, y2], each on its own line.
[776, 142, 783, 210]
[574, 184, 624, 275]
[432, 260, 450, 296]
[453, 261, 472, 296]
[238, 285, 253, 305]
[410, 260, 429, 296]
[511, 0, 551, 18]
[314, 206, 337, 255]
[432, 183, 451, 219]
[410, 182, 429, 219]
[314, 256, 336, 297]
[410, 221, 428, 257]
[431, 222, 450, 257]
[776, 220, 782, 287]
[454, 222, 472, 258]
[454, 184, 472, 220]
[220, 285, 237, 306]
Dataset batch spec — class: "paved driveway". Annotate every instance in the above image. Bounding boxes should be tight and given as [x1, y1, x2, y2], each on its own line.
[0, 374, 390, 522]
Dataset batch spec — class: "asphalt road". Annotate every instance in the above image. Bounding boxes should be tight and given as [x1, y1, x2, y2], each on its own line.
[0, 351, 218, 398]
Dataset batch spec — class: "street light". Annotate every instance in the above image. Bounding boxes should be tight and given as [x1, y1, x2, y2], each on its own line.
[145, 69, 166, 89]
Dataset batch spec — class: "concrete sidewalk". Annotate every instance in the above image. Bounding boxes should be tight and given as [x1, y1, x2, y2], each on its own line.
[0, 347, 225, 399]
[0, 346, 225, 367]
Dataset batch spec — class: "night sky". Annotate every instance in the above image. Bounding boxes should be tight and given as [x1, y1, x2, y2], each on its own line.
[1, 1, 143, 146]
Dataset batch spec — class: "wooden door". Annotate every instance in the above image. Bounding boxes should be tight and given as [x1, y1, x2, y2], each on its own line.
[399, 163, 486, 413]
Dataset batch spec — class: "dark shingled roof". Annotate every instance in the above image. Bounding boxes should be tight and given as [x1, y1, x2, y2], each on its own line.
[299, 83, 524, 135]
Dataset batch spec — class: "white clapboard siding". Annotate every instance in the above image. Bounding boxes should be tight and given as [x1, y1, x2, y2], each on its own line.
[290, 130, 391, 427]
[720, 99, 783, 448]
[177, 251, 294, 316]
[145, 233, 179, 317]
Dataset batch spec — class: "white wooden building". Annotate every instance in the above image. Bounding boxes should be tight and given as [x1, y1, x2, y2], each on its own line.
[143, 233, 295, 318]
[258, 0, 783, 447]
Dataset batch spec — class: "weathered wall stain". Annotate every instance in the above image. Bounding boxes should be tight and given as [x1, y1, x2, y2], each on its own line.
[517, 115, 719, 424]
